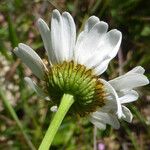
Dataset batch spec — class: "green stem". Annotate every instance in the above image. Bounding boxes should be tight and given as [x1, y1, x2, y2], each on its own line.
[39, 94, 74, 150]
[0, 88, 36, 150]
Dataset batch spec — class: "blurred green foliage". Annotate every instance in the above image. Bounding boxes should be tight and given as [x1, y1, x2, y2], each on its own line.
[0, 0, 149, 149]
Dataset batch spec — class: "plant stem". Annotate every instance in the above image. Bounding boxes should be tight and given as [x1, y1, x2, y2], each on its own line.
[93, 126, 97, 150]
[0, 88, 36, 150]
[39, 93, 74, 150]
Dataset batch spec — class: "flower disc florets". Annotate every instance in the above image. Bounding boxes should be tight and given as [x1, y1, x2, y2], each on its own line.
[46, 61, 105, 116]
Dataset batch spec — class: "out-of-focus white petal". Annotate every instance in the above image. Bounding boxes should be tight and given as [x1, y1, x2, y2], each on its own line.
[100, 79, 123, 118]
[37, 18, 56, 65]
[119, 90, 139, 104]
[89, 116, 106, 130]
[91, 111, 120, 129]
[108, 114, 120, 129]
[99, 100, 116, 113]
[14, 43, 47, 80]
[122, 106, 133, 122]
[62, 12, 76, 60]
[109, 73, 149, 91]
[24, 77, 49, 100]
[50, 105, 58, 112]
[126, 66, 145, 74]
[75, 21, 108, 64]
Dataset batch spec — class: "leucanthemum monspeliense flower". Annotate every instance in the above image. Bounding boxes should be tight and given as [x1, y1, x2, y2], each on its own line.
[14, 9, 149, 149]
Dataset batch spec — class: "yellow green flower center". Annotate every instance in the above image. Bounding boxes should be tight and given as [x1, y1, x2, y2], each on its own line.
[46, 61, 106, 116]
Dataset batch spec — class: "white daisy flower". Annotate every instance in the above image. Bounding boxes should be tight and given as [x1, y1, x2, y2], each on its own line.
[14, 9, 149, 130]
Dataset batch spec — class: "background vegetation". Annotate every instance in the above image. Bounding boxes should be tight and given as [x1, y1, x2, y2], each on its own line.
[0, 0, 150, 149]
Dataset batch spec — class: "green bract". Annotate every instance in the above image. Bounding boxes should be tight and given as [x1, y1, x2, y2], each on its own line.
[46, 61, 105, 116]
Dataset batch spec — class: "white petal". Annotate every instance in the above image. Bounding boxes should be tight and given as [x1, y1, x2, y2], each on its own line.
[24, 77, 49, 100]
[126, 66, 145, 74]
[75, 21, 108, 64]
[108, 114, 120, 129]
[109, 73, 149, 91]
[74, 16, 100, 58]
[91, 111, 120, 129]
[93, 30, 122, 75]
[95, 29, 122, 60]
[122, 106, 133, 122]
[84, 16, 100, 32]
[80, 21, 108, 53]
[99, 99, 116, 113]
[51, 10, 76, 63]
[62, 12, 76, 60]
[51, 9, 64, 63]
[100, 79, 123, 118]
[74, 31, 86, 57]
[80, 49, 109, 73]
[50, 105, 58, 112]
[119, 90, 139, 104]
[94, 58, 110, 75]
[37, 18, 56, 65]
[106, 29, 122, 59]
[74, 16, 100, 60]
[14, 43, 47, 80]
[83, 30, 122, 75]
[89, 116, 106, 129]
